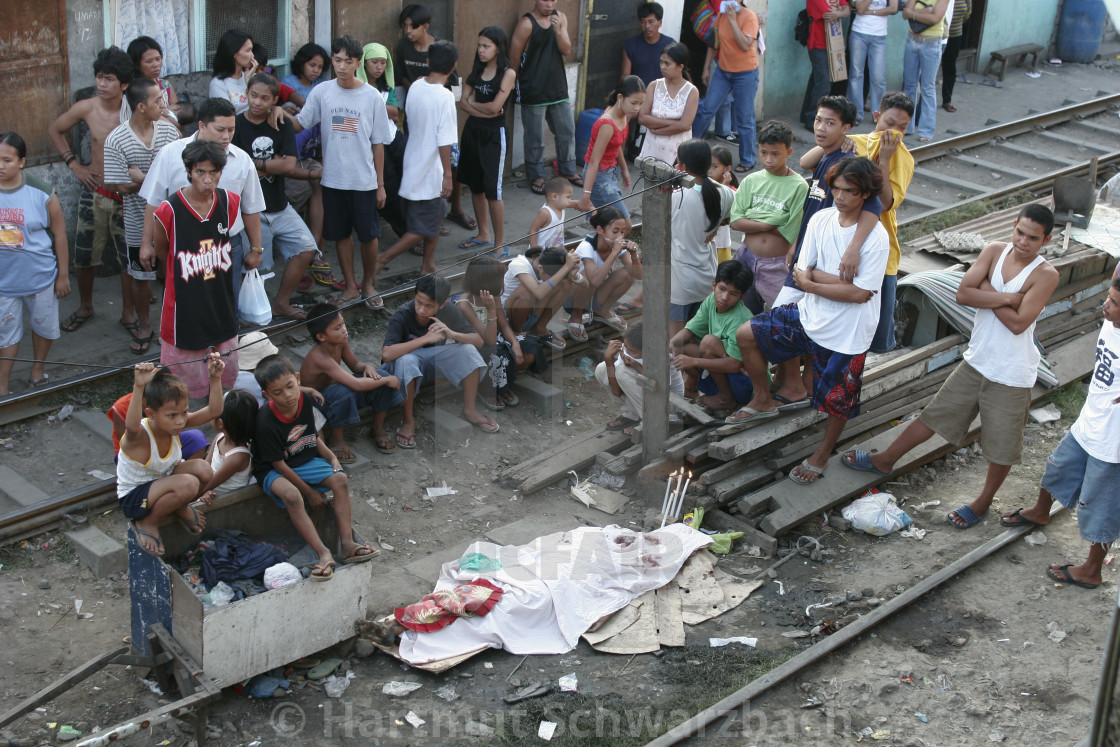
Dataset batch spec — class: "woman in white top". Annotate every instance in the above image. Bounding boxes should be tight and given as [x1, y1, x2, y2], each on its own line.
[201, 390, 257, 496]
[847, 0, 898, 124]
[209, 29, 255, 114]
[637, 42, 699, 166]
[502, 246, 582, 351]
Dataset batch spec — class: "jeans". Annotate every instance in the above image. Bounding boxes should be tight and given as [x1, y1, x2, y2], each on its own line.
[801, 49, 831, 129]
[581, 164, 629, 218]
[692, 66, 758, 167]
[942, 35, 963, 104]
[869, 273, 898, 353]
[848, 31, 887, 121]
[903, 36, 943, 140]
[521, 99, 577, 182]
[708, 59, 736, 135]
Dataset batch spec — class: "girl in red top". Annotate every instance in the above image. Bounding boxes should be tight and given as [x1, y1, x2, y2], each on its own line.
[578, 76, 645, 230]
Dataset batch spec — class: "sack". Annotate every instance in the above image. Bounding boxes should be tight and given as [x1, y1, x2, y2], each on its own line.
[238, 268, 273, 326]
[841, 490, 913, 536]
[795, 9, 811, 46]
[691, 0, 721, 48]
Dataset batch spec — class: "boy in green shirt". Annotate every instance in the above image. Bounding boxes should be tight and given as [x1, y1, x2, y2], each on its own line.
[670, 261, 758, 413]
[730, 121, 809, 312]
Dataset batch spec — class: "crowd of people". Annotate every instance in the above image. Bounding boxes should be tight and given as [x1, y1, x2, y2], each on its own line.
[1, 1, 1117, 585]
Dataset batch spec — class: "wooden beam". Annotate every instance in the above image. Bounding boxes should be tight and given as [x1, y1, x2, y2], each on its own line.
[0, 646, 129, 728]
[705, 509, 778, 558]
[498, 429, 631, 491]
[668, 393, 718, 425]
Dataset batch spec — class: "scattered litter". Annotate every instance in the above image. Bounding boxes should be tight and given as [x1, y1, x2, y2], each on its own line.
[709, 636, 757, 647]
[426, 485, 458, 498]
[773, 580, 785, 595]
[505, 681, 550, 703]
[323, 672, 355, 698]
[989, 730, 1006, 742]
[539, 720, 558, 739]
[800, 697, 823, 709]
[1029, 404, 1061, 424]
[139, 678, 164, 696]
[782, 630, 812, 639]
[842, 491, 912, 536]
[709, 531, 743, 554]
[57, 725, 81, 742]
[870, 730, 891, 740]
[577, 357, 595, 381]
[483, 662, 494, 669]
[588, 466, 626, 490]
[997, 638, 1011, 642]
[1023, 532, 1047, 546]
[382, 681, 423, 697]
[559, 673, 578, 692]
[914, 712, 929, 723]
[405, 711, 425, 728]
[57, 405, 74, 421]
[1047, 622, 1067, 643]
[263, 562, 301, 589]
[913, 500, 941, 511]
[206, 582, 234, 607]
[38, 578, 51, 589]
[900, 527, 927, 540]
[1025, 70, 1041, 78]
[434, 683, 460, 701]
[87, 469, 115, 481]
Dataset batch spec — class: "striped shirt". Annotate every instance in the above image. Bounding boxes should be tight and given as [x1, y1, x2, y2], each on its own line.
[104, 120, 180, 246]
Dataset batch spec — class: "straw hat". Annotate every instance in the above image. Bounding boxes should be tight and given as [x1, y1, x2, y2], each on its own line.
[237, 331, 279, 371]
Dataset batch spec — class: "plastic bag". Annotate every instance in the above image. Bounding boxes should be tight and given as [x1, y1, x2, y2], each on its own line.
[238, 269, 272, 326]
[263, 562, 302, 590]
[206, 580, 234, 607]
[323, 671, 355, 698]
[708, 531, 743, 555]
[841, 491, 913, 536]
[459, 553, 502, 572]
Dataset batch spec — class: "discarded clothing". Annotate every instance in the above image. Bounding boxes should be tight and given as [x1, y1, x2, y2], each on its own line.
[395, 579, 504, 633]
[201, 535, 287, 590]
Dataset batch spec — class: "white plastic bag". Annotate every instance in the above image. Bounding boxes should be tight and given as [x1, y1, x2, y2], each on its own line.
[238, 269, 272, 326]
[263, 562, 301, 589]
[841, 491, 913, 536]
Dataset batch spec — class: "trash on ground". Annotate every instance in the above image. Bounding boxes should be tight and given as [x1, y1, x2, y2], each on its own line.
[139, 678, 164, 696]
[709, 531, 743, 554]
[539, 721, 558, 740]
[1023, 532, 1048, 546]
[263, 562, 301, 589]
[87, 469, 115, 481]
[323, 671, 355, 698]
[1047, 622, 1067, 643]
[914, 712, 929, 723]
[434, 683, 459, 701]
[1029, 403, 1061, 423]
[405, 711, 425, 728]
[559, 673, 578, 692]
[426, 485, 458, 498]
[57, 725, 82, 742]
[842, 491, 913, 536]
[900, 527, 927, 540]
[709, 636, 757, 647]
[800, 697, 823, 708]
[505, 681, 550, 703]
[383, 681, 423, 697]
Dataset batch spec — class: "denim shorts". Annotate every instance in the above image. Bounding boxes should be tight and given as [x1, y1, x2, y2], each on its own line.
[320, 378, 404, 428]
[1042, 432, 1120, 545]
[583, 164, 629, 219]
[259, 205, 317, 270]
[262, 456, 337, 507]
[669, 301, 702, 323]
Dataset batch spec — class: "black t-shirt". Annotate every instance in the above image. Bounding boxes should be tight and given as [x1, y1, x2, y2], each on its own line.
[466, 66, 508, 127]
[251, 393, 327, 482]
[394, 39, 459, 91]
[383, 299, 474, 350]
[232, 113, 297, 213]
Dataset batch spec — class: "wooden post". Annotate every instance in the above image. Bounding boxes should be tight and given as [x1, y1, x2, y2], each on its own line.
[635, 157, 679, 467]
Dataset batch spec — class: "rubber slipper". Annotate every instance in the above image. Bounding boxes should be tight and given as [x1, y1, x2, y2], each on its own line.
[562, 174, 584, 187]
[1000, 508, 1043, 528]
[179, 505, 205, 535]
[593, 313, 628, 332]
[568, 322, 588, 343]
[530, 179, 546, 195]
[458, 236, 493, 251]
[772, 394, 811, 411]
[492, 246, 511, 259]
[307, 657, 343, 678]
[479, 394, 505, 411]
[943, 102, 957, 112]
[129, 522, 165, 557]
[364, 295, 385, 311]
[614, 302, 642, 314]
[1046, 564, 1099, 589]
[462, 413, 500, 433]
[734, 163, 751, 173]
[395, 431, 416, 449]
[499, 391, 520, 407]
[271, 306, 308, 321]
[373, 434, 396, 454]
[439, 224, 451, 236]
[119, 318, 140, 333]
[26, 375, 50, 389]
[331, 446, 357, 465]
[309, 561, 335, 582]
[530, 332, 566, 350]
[409, 244, 426, 257]
[723, 406, 779, 425]
[841, 449, 891, 476]
[606, 415, 640, 432]
[947, 504, 985, 529]
[789, 459, 826, 485]
[342, 545, 379, 564]
[447, 211, 478, 230]
[61, 311, 95, 332]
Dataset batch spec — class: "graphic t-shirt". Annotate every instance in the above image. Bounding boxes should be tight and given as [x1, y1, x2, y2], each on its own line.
[232, 113, 298, 213]
[383, 299, 475, 350]
[296, 80, 393, 191]
[252, 393, 327, 482]
[731, 169, 810, 245]
[0, 173, 57, 296]
[154, 188, 241, 350]
[1071, 322, 1120, 463]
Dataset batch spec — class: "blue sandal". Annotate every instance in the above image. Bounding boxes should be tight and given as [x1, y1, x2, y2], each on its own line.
[947, 504, 985, 529]
[458, 236, 493, 251]
[841, 449, 891, 476]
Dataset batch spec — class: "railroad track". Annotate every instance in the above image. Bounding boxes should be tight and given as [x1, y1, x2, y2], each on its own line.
[900, 93, 1120, 222]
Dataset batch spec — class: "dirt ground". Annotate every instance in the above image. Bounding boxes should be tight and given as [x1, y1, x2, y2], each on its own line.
[1, 354, 1114, 747]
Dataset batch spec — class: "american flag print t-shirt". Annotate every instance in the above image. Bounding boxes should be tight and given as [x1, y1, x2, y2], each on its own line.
[295, 80, 394, 191]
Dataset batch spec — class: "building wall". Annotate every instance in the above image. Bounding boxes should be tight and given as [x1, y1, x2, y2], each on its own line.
[976, 0, 1059, 64]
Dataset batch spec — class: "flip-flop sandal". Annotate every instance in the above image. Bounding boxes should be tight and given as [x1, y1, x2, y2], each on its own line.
[61, 312, 95, 332]
[946, 504, 985, 529]
[395, 431, 417, 449]
[128, 331, 155, 355]
[272, 307, 309, 321]
[447, 212, 478, 230]
[943, 103, 957, 112]
[530, 179, 546, 195]
[373, 434, 396, 454]
[606, 415, 640, 432]
[492, 247, 511, 259]
[1000, 508, 1043, 528]
[331, 446, 358, 464]
[458, 236, 493, 251]
[1046, 564, 1099, 589]
[772, 394, 811, 411]
[562, 174, 584, 187]
[409, 244, 426, 257]
[309, 561, 335, 582]
[789, 459, 826, 485]
[479, 395, 505, 411]
[499, 391, 520, 407]
[593, 313, 628, 332]
[307, 657, 343, 679]
[119, 319, 140, 333]
[568, 322, 588, 342]
[462, 413, 500, 433]
[841, 449, 891, 476]
[614, 302, 642, 314]
[364, 295, 385, 311]
[723, 406, 779, 425]
[342, 545, 379, 564]
[179, 505, 205, 535]
[26, 375, 50, 389]
[439, 224, 451, 236]
[129, 522, 165, 557]
[530, 332, 566, 350]
[734, 164, 751, 173]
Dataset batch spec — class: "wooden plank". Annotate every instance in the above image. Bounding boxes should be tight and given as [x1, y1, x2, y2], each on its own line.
[699, 453, 766, 485]
[705, 509, 778, 558]
[0, 646, 129, 728]
[668, 393, 718, 424]
[602, 444, 644, 476]
[664, 427, 718, 462]
[499, 429, 630, 491]
[707, 464, 776, 504]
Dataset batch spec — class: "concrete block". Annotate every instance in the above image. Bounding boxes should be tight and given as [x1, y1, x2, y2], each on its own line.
[71, 409, 114, 445]
[0, 465, 51, 507]
[66, 525, 127, 578]
[418, 405, 473, 447]
[511, 376, 563, 416]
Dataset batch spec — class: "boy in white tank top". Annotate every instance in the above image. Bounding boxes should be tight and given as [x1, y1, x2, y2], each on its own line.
[116, 356, 225, 556]
[841, 205, 1060, 529]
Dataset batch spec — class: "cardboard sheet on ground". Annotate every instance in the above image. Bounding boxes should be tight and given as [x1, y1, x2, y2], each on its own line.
[569, 484, 631, 514]
[1070, 204, 1120, 258]
[396, 525, 711, 665]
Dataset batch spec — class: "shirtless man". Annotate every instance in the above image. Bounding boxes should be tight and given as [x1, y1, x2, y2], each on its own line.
[842, 204, 1061, 528]
[48, 47, 136, 338]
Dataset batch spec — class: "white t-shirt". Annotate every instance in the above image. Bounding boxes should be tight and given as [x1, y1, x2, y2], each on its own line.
[233, 369, 265, 406]
[851, 0, 891, 35]
[399, 78, 458, 201]
[796, 207, 890, 355]
[671, 181, 734, 306]
[139, 134, 266, 236]
[296, 80, 393, 191]
[1071, 322, 1120, 463]
[501, 254, 538, 307]
[209, 74, 249, 113]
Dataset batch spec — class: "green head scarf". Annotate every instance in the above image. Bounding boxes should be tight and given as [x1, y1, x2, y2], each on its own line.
[356, 43, 395, 89]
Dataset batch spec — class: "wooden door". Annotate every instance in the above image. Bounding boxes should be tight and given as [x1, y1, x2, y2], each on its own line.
[0, 0, 70, 165]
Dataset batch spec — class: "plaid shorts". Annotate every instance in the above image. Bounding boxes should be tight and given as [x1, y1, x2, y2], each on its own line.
[750, 304, 866, 419]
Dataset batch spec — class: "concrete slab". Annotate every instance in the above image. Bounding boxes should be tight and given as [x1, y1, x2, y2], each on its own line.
[417, 405, 474, 448]
[402, 539, 476, 583]
[365, 567, 432, 613]
[71, 409, 114, 445]
[0, 465, 51, 507]
[66, 525, 127, 578]
[510, 376, 563, 417]
[483, 513, 586, 547]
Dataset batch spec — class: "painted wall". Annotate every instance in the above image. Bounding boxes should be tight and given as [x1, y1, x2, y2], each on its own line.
[977, 0, 1059, 64]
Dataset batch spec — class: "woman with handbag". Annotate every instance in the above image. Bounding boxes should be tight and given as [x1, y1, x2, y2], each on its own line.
[901, 0, 950, 142]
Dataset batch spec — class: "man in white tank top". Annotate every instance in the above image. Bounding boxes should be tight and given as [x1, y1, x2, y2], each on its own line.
[841, 205, 1060, 529]
[998, 278, 1120, 589]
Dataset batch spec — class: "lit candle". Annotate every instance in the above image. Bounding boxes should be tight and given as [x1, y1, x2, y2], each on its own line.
[660, 469, 676, 528]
